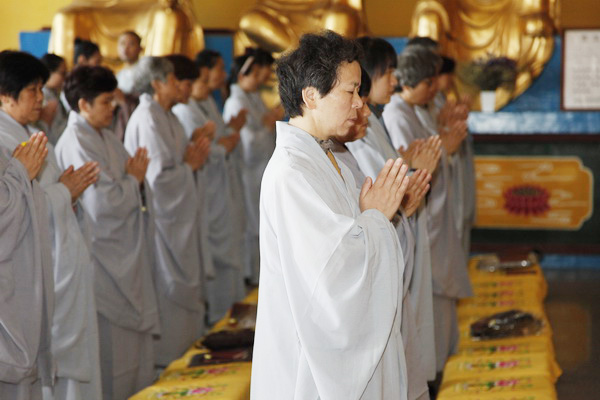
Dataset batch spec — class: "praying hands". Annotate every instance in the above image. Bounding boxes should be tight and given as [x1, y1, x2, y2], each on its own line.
[13, 131, 48, 180]
[60, 161, 100, 202]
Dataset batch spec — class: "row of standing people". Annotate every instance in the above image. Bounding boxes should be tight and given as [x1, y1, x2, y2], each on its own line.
[250, 34, 476, 400]
[0, 43, 277, 400]
[344, 37, 476, 398]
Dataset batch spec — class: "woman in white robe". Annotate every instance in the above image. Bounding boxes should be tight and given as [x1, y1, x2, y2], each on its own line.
[0, 133, 53, 400]
[125, 56, 209, 366]
[252, 31, 410, 400]
[55, 66, 161, 400]
[0, 51, 101, 400]
[194, 50, 248, 323]
[223, 50, 277, 285]
[383, 48, 473, 375]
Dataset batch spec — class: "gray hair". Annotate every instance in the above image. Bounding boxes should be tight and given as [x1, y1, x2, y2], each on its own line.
[131, 56, 174, 95]
[396, 46, 441, 88]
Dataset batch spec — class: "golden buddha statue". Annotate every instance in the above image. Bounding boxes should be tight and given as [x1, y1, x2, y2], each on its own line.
[233, 0, 367, 109]
[411, 0, 560, 110]
[49, 0, 204, 69]
[234, 0, 368, 55]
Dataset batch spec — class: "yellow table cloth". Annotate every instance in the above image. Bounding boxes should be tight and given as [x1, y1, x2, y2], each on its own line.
[129, 289, 258, 400]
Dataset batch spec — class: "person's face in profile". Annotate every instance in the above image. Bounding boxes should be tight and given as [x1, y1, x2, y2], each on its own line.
[335, 95, 371, 144]
[402, 77, 435, 106]
[80, 91, 115, 130]
[174, 78, 193, 104]
[238, 64, 262, 92]
[208, 57, 227, 91]
[191, 67, 211, 100]
[0, 80, 44, 125]
[370, 66, 397, 106]
[312, 60, 363, 138]
[46, 61, 67, 91]
[437, 73, 452, 93]
[153, 72, 180, 109]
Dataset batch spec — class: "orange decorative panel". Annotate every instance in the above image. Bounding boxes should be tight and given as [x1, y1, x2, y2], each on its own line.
[475, 156, 593, 229]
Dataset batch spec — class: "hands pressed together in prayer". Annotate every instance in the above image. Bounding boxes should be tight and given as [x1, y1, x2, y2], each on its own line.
[217, 131, 241, 154]
[219, 109, 245, 154]
[13, 132, 48, 180]
[126, 147, 150, 183]
[227, 109, 248, 132]
[401, 169, 432, 217]
[185, 135, 211, 171]
[437, 98, 470, 156]
[359, 158, 410, 220]
[60, 161, 100, 202]
[400, 135, 442, 174]
[192, 121, 216, 142]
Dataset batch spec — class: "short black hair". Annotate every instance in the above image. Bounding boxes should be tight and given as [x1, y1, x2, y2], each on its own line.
[165, 54, 199, 81]
[229, 52, 258, 85]
[40, 53, 65, 73]
[229, 47, 274, 85]
[195, 49, 222, 69]
[277, 30, 362, 118]
[406, 36, 439, 51]
[252, 48, 275, 66]
[74, 38, 100, 64]
[440, 56, 456, 75]
[120, 30, 142, 45]
[356, 36, 397, 79]
[397, 47, 441, 88]
[0, 50, 49, 100]
[63, 66, 117, 112]
[359, 67, 372, 98]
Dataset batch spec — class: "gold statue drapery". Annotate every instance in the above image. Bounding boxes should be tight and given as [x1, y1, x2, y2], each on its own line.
[233, 0, 368, 108]
[49, 0, 204, 69]
[411, 0, 560, 110]
[234, 0, 368, 55]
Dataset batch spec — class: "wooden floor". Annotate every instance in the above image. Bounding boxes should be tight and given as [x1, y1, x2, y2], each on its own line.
[545, 268, 600, 399]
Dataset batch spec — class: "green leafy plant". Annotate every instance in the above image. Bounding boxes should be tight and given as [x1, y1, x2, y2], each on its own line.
[459, 55, 518, 91]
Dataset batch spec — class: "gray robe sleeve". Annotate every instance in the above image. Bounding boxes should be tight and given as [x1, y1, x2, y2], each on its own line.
[0, 151, 53, 385]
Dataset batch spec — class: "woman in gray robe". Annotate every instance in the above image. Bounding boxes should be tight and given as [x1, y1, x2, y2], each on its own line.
[0, 51, 101, 400]
[125, 56, 209, 366]
[383, 48, 473, 377]
[0, 133, 53, 400]
[194, 50, 248, 323]
[431, 57, 476, 256]
[223, 50, 277, 285]
[55, 66, 161, 400]
[165, 54, 215, 295]
[172, 60, 241, 325]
